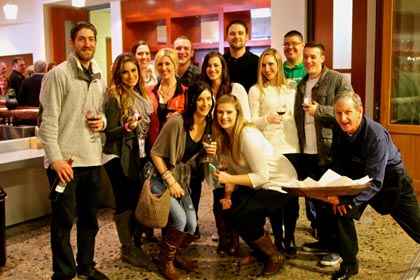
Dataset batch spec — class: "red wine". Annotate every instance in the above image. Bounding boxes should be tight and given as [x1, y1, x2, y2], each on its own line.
[218, 166, 228, 171]
[49, 156, 75, 201]
[277, 111, 286, 115]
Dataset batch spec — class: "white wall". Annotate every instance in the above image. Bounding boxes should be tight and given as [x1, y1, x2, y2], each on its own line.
[270, 0, 307, 59]
[0, 0, 122, 71]
[0, 0, 48, 62]
[90, 9, 111, 82]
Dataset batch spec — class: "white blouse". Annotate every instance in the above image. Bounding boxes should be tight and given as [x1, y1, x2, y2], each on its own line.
[248, 82, 300, 154]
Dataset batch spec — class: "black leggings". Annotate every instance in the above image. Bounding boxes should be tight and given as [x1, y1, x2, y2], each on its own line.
[230, 187, 291, 242]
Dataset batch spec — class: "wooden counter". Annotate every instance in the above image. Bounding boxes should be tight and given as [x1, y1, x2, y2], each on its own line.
[0, 105, 39, 125]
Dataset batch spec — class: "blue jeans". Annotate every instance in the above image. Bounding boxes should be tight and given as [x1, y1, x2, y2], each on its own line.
[150, 176, 197, 234]
[47, 166, 101, 279]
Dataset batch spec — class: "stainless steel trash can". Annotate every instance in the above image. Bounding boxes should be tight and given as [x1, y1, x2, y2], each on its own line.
[0, 187, 7, 267]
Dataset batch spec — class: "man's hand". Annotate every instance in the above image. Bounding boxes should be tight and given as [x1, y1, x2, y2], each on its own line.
[51, 159, 73, 183]
[303, 100, 318, 117]
[86, 114, 104, 132]
[333, 204, 352, 216]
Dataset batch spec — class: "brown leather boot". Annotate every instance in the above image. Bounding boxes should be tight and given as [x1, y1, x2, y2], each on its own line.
[228, 229, 240, 256]
[174, 233, 197, 272]
[253, 233, 285, 276]
[213, 204, 228, 257]
[157, 224, 186, 280]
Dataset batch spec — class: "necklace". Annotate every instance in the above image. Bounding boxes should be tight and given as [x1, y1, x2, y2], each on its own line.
[159, 82, 176, 99]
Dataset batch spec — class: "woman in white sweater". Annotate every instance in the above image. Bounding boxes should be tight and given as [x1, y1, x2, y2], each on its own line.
[199, 51, 251, 257]
[213, 94, 297, 276]
[248, 48, 300, 257]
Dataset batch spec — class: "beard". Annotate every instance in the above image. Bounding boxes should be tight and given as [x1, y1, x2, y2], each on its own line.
[75, 47, 95, 64]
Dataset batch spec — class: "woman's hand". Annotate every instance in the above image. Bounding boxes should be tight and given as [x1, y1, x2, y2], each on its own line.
[168, 182, 185, 198]
[266, 113, 283, 125]
[215, 170, 230, 184]
[203, 141, 217, 157]
[220, 198, 232, 210]
[126, 115, 138, 130]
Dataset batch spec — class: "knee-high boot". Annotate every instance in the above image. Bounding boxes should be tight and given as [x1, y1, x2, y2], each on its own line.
[157, 224, 186, 280]
[115, 211, 149, 267]
[228, 228, 239, 256]
[213, 203, 228, 257]
[253, 232, 285, 276]
[174, 233, 197, 272]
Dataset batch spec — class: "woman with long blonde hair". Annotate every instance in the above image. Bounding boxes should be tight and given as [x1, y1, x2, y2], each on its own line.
[248, 48, 300, 256]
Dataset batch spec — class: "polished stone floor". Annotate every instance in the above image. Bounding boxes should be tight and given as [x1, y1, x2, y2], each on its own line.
[1, 185, 419, 280]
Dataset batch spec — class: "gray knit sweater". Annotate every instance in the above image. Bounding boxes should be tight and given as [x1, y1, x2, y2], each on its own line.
[39, 53, 106, 168]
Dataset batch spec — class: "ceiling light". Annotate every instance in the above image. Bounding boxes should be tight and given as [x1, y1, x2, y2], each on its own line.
[72, 0, 85, 8]
[3, 3, 18, 20]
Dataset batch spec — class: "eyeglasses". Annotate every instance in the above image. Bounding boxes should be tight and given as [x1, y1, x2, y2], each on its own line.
[283, 41, 302, 47]
[18, 64, 25, 67]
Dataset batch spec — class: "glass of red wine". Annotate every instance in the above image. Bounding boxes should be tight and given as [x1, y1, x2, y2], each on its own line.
[276, 101, 287, 128]
[215, 154, 228, 171]
[85, 109, 100, 142]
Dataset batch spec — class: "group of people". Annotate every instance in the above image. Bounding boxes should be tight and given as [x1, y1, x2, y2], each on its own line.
[36, 19, 420, 280]
[0, 57, 56, 107]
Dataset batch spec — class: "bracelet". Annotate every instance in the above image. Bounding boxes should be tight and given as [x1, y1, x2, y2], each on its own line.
[161, 170, 172, 180]
[224, 192, 232, 199]
[124, 122, 131, 132]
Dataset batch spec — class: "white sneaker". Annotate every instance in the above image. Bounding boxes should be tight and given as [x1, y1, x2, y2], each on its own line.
[211, 232, 219, 241]
[320, 253, 342, 266]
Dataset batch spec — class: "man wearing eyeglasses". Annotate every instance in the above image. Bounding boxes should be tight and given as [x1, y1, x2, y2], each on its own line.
[9, 56, 26, 96]
[283, 30, 306, 84]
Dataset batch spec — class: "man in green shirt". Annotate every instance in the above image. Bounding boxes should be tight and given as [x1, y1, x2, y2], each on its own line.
[283, 30, 306, 84]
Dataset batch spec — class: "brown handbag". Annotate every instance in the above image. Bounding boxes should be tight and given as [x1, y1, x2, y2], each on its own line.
[135, 162, 170, 228]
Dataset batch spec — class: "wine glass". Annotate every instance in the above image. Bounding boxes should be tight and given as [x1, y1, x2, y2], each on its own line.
[215, 154, 228, 171]
[203, 134, 213, 162]
[276, 102, 287, 128]
[85, 109, 100, 142]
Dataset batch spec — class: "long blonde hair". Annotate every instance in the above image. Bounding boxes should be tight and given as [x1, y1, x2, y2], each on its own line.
[212, 94, 254, 164]
[256, 48, 288, 93]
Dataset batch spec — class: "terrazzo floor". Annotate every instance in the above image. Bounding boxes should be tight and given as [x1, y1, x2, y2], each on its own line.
[1, 185, 419, 280]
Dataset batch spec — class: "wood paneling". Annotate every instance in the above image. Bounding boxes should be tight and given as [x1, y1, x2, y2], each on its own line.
[311, 0, 367, 109]
[0, 54, 33, 78]
[379, 0, 420, 199]
[120, 0, 270, 56]
[50, 7, 88, 64]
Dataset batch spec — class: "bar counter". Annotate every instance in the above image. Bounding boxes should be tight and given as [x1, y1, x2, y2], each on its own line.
[0, 104, 39, 125]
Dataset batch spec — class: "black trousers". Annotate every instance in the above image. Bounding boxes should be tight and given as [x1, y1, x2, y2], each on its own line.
[230, 187, 291, 242]
[336, 170, 420, 272]
[104, 157, 142, 214]
[47, 166, 101, 279]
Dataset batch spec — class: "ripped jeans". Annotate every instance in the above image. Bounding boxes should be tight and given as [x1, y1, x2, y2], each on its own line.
[150, 176, 197, 234]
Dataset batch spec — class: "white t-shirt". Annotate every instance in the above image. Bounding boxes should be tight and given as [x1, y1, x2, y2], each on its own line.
[304, 77, 319, 154]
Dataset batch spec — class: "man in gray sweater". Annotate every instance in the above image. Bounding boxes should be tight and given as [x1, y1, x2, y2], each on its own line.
[39, 22, 109, 280]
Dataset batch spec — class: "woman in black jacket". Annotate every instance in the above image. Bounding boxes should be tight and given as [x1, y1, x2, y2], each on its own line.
[103, 53, 153, 267]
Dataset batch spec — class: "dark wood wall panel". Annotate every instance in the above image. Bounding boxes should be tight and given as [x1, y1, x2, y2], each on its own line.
[50, 7, 88, 64]
[312, 0, 333, 68]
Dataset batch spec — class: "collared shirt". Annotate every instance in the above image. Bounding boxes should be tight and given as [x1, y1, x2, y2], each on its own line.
[179, 63, 200, 87]
[331, 116, 404, 206]
[283, 61, 306, 84]
[223, 51, 259, 92]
